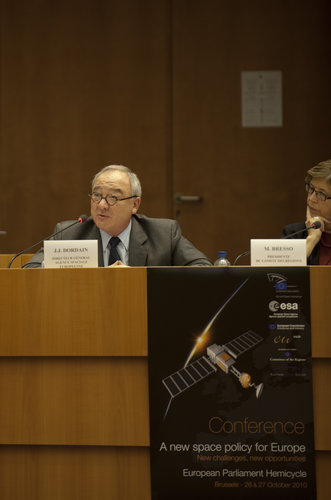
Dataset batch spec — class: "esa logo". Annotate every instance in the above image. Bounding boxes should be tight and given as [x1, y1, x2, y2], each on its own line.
[269, 300, 298, 312]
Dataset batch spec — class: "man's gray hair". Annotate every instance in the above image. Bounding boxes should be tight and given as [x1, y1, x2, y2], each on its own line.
[92, 164, 142, 196]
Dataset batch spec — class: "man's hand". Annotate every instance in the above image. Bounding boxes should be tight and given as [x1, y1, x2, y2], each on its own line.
[107, 260, 128, 267]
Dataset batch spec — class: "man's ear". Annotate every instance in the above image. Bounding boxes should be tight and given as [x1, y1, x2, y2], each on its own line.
[132, 196, 141, 214]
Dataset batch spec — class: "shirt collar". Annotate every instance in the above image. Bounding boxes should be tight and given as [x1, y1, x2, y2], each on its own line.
[99, 220, 132, 251]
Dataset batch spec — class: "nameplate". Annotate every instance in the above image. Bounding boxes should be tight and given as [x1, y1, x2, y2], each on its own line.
[250, 239, 306, 266]
[44, 240, 98, 268]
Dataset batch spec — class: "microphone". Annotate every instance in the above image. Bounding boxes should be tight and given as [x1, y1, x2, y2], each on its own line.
[8, 214, 88, 268]
[233, 221, 322, 265]
[310, 220, 321, 229]
[233, 251, 250, 266]
[282, 221, 321, 239]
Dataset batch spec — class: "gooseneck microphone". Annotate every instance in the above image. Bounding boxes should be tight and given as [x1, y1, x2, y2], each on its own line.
[281, 220, 322, 239]
[232, 221, 322, 265]
[310, 220, 322, 229]
[8, 215, 88, 269]
[233, 250, 250, 266]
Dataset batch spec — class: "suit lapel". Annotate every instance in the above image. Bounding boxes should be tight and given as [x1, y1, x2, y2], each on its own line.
[128, 216, 148, 266]
[82, 220, 104, 266]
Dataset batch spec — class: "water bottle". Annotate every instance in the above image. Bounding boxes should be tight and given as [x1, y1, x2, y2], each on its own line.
[214, 251, 231, 266]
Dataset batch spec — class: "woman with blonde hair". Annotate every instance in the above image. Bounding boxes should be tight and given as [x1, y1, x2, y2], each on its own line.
[281, 159, 331, 265]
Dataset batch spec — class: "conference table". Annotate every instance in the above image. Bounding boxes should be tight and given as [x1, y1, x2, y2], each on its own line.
[0, 255, 329, 499]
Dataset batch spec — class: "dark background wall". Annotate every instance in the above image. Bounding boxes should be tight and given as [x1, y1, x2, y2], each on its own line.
[1, 0, 330, 263]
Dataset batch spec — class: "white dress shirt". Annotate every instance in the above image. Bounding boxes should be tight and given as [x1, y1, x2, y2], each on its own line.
[99, 220, 132, 266]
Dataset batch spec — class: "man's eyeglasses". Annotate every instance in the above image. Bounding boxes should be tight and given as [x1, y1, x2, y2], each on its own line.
[89, 193, 137, 206]
[305, 183, 331, 202]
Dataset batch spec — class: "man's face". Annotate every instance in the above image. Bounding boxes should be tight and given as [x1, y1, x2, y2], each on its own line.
[90, 170, 141, 235]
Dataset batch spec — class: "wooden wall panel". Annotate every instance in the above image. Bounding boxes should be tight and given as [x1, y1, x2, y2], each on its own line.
[0, 268, 147, 356]
[1, 1, 330, 264]
[0, 446, 151, 500]
[0, 357, 328, 450]
[172, 0, 331, 263]
[0, 446, 328, 500]
[310, 267, 331, 357]
[0, 0, 172, 253]
[0, 266, 329, 499]
[315, 452, 331, 500]
[0, 255, 20, 268]
[0, 357, 149, 446]
[313, 360, 331, 451]
[0, 254, 34, 268]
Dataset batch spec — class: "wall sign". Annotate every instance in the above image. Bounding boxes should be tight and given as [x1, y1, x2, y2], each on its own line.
[241, 71, 283, 127]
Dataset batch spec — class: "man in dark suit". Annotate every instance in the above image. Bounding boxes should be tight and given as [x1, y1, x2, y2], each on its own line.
[24, 165, 212, 268]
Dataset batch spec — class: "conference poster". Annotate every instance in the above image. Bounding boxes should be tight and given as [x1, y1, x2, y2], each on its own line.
[147, 267, 316, 500]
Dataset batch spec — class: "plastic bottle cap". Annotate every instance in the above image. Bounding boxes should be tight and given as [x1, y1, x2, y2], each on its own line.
[217, 251, 227, 258]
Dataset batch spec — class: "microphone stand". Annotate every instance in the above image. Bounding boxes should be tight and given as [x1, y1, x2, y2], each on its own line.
[8, 216, 87, 269]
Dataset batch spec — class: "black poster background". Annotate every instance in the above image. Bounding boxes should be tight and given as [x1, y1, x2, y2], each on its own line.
[147, 267, 316, 500]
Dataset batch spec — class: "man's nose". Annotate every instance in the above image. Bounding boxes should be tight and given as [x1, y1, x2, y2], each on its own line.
[309, 191, 319, 202]
[99, 197, 109, 207]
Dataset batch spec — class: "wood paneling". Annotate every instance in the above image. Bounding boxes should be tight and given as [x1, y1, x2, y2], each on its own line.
[0, 446, 151, 500]
[0, 255, 18, 268]
[0, 268, 147, 356]
[0, 254, 34, 268]
[0, 0, 172, 253]
[311, 266, 331, 357]
[172, 0, 331, 263]
[0, 266, 329, 499]
[1, 1, 330, 264]
[313, 360, 331, 451]
[316, 452, 331, 500]
[0, 356, 328, 450]
[0, 448, 328, 500]
[0, 357, 149, 446]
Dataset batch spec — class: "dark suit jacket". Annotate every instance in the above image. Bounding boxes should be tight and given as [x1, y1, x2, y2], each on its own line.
[23, 214, 213, 268]
[281, 222, 319, 265]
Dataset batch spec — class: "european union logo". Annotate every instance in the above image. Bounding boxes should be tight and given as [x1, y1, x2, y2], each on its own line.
[275, 282, 287, 290]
